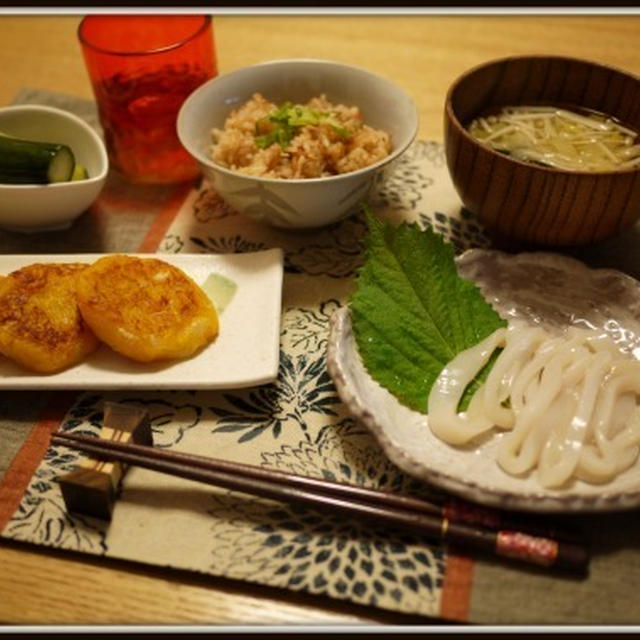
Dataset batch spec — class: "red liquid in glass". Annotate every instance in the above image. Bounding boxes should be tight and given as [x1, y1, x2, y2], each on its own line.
[94, 63, 211, 184]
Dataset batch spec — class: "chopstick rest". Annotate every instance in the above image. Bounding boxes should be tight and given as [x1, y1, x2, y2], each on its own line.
[57, 402, 152, 520]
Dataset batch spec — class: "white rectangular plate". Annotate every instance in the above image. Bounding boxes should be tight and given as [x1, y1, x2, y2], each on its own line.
[0, 250, 284, 390]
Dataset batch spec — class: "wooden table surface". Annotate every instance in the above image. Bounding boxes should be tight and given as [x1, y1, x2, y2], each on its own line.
[1, 12, 639, 627]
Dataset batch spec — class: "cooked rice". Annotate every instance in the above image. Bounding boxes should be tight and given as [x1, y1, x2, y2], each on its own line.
[210, 93, 392, 179]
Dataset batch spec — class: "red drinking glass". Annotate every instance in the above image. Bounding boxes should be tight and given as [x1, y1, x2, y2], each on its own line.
[78, 15, 217, 184]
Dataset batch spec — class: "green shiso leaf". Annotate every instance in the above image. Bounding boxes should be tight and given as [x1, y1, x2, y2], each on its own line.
[350, 210, 507, 414]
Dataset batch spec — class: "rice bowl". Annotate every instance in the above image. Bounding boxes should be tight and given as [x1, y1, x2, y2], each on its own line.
[177, 59, 418, 229]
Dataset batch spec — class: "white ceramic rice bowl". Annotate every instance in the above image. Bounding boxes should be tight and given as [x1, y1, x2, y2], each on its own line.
[177, 59, 418, 229]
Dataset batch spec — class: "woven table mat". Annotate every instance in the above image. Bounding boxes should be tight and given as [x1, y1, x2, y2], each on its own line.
[2, 89, 640, 625]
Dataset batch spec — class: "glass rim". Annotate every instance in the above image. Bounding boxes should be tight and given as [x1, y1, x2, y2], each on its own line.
[77, 14, 211, 57]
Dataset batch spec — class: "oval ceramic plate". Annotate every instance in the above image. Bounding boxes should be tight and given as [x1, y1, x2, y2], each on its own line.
[327, 249, 640, 513]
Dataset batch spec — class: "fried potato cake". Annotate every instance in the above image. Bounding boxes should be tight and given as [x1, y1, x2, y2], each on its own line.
[76, 255, 219, 363]
[0, 263, 100, 374]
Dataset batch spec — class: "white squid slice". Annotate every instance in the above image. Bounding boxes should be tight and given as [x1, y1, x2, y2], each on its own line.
[427, 329, 506, 445]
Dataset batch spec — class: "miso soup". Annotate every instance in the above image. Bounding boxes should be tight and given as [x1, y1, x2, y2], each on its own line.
[467, 105, 640, 172]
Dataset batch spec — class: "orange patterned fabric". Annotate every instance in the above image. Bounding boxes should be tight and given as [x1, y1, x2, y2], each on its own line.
[0, 392, 78, 533]
[138, 182, 195, 253]
[440, 551, 474, 622]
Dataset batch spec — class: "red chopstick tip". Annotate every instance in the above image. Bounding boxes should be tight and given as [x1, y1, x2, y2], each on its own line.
[496, 530, 589, 574]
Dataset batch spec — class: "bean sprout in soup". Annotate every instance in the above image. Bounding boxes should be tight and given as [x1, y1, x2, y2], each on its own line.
[467, 105, 640, 172]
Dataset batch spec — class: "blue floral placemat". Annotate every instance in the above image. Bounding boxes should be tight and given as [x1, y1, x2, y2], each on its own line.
[1, 141, 490, 621]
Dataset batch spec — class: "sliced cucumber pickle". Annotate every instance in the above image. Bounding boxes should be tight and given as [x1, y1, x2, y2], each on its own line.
[0, 135, 76, 184]
[71, 163, 88, 181]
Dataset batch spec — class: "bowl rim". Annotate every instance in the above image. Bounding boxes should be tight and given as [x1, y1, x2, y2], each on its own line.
[445, 53, 640, 177]
[177, 57, 419, 185]
[0, 103, 109, 189]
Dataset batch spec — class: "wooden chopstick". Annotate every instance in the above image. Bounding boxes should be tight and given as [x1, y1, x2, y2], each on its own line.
[53, 428, 581, 541]
[53, 428, 579, 539]
[51, 431, 589, 573]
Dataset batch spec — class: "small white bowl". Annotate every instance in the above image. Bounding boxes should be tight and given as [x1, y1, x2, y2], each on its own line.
[0, 105, 108, 232]
[177, 59, 418, 229]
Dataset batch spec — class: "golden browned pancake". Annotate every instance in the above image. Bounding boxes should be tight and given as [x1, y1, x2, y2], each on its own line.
[0, 263, 100, 374]
[75, 255, 219, 363]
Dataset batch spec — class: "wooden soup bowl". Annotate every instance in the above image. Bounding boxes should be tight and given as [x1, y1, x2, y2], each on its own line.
[444, 56, 640, 247]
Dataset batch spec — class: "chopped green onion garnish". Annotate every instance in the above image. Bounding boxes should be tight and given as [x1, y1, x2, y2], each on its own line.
[254, 101, 353, 150]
